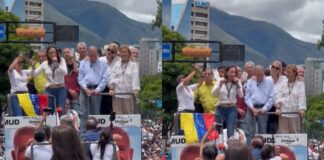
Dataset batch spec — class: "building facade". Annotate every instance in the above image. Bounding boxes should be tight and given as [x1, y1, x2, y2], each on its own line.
[168, 0, 210, 43]
[139, 38, 162, 77]
[305, 58, 324, 96]
[25, 0, 44, 50]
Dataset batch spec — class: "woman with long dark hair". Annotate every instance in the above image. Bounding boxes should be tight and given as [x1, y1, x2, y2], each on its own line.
[51, 125, 86, 160]
[212, 65, 243, 138]
[31, 46, 67, 113]
[90, 128, 120, 160]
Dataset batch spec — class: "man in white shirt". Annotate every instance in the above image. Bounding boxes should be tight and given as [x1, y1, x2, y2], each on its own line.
[25, 128, 52, 160]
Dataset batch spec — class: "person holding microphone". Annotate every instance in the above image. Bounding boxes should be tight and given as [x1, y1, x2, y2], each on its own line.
[31, 46, 68, 113]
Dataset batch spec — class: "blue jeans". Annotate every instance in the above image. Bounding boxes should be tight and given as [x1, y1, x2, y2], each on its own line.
[245, 108, 269, 144]
[216, 106, 237, 138]
[79, 89, 102, 131]
[45, 86, 67, 113]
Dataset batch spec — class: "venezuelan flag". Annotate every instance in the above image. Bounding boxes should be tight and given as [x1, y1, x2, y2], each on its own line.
[16, 94, 49, 116]
[180, 113, 219, 144]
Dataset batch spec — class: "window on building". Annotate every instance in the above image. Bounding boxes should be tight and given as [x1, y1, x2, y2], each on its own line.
[29, 10, 42, 16]
[195, 30, 207, 35]
[29, 2, 42, 7]
[195, 13, 208, 18]
[195, 22, 208, 26]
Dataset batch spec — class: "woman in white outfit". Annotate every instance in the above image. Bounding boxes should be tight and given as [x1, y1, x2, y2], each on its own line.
[276, 64, 306, 133]
[90, 129, 120, 160]
[268, 61, 287, 133]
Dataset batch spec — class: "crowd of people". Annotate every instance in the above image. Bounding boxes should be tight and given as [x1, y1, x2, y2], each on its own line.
[7, 42, 140, 130]
[7, 112, 135, 160]
[5, 42, 141, 159]
[142, 119, 163, 160]
[175, 60, 306, 159]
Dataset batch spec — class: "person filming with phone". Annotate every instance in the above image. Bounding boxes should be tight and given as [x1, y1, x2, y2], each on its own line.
[8, 52, 35, 116]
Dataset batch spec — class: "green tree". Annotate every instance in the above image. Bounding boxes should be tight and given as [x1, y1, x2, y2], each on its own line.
[318, 20, 324, 50]
[305, 94, 324, 139]
[139, 73, 162, 110]
[151, 0, 162, 29]
[0, 10, 31, 95]
[162, 25, 199, 113]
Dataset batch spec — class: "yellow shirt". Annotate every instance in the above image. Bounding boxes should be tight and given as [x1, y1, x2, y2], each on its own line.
[195, 80, 218, 113]
[29, 62, 46, 93]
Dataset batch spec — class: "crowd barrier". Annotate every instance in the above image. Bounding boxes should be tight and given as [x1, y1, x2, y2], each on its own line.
[88, 92, 140, 114]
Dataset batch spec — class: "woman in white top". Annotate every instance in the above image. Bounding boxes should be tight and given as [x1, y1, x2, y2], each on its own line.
[109, 45, 140, 114]
[276, 64, 306, 133]
[212, 65, 243, 138]
[268, 61, 287, 133]
[31, 46, 68, 113]
[8, 53, 31, 116]
[176, 64, 201, 112]
[90, 129, 120, 160]
[99, 43, 121, 114]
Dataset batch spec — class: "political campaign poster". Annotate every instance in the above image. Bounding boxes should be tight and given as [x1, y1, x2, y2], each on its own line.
[90, 114, 142, 160]
[170, 135, 223, 160]
[5, 116, 57, 160]
[258, 134, 308, 160]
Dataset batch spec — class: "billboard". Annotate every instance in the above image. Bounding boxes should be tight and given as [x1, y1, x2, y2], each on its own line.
[259, 134, 308, 160]
[90, 114, 142, 160]
[171, 135, 223, 160]
[5, 116, 57, 160]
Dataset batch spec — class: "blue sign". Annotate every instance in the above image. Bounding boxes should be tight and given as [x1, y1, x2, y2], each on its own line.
[155, 99, 162, 108]
[193, 1, 209, 8]
[162, 43, 172, 60]
[0, 25, 5, 41]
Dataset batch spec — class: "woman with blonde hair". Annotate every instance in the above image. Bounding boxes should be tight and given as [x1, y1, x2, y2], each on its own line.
[268, 61, 287, 133]
[109, 45, 140, 114]
[99, 43, 121, 115]
[276, 64, 306, 133]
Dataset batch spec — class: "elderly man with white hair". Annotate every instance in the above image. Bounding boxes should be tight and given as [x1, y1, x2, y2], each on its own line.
[129, 46, 139, 62]
[244, 65, 275, 144]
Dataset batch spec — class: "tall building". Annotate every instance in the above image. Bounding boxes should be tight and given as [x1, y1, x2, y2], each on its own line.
[167, 0, 210, 43]
[305, 58, 324, 96]
[25, 0, 44, 50]
[1, 0, 44, 50]
[138, 38, 161, 77]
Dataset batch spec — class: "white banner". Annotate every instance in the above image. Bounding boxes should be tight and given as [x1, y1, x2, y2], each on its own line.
[4, 116, 57, 128]
[89, 114, 141, 127]
[258, 134, 307, 146]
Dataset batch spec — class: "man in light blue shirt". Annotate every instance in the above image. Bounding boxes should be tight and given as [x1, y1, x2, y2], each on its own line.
[78, 46, 108, 131]
[245, 65, 274, 143]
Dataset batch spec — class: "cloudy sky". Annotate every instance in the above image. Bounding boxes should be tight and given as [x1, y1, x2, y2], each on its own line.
[90, 0, 158, 23]
[211, 0, 324, 43]
[92, 0, 323, 43]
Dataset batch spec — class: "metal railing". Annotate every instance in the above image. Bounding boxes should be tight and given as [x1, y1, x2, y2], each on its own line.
[172, 111, 305, 136]
[88, 92, 139, 114]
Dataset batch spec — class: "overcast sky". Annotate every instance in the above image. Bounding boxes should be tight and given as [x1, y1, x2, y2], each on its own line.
[90, 0, 158, 23]
[91, 0, 323, 43]
[211, 0, 324, 43]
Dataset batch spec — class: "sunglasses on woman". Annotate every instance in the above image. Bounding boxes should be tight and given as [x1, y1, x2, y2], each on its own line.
[107, 49, 115, 54]
[271, 65, 280, 70]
